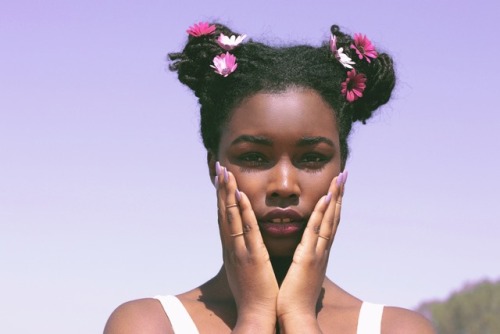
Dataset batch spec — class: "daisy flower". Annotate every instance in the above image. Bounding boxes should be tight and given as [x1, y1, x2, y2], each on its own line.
[350, 33, 378, 63]
[186, 22, 216, 37]
[330, 34, 355, 69]
[210, 52, 238, 77]
[341, 69, 367, 102]
[217, 33, 247, 50]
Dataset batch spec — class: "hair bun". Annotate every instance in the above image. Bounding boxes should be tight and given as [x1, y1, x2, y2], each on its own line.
[168, 24, 242, 97]
[349, 53, 396, 123]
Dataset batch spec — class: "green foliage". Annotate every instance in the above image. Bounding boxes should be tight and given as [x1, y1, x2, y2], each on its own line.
[417, 279, 500, 334]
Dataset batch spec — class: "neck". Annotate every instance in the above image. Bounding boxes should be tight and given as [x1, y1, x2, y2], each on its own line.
[212, 256, 294, 299]
[270, 256, 293, 286]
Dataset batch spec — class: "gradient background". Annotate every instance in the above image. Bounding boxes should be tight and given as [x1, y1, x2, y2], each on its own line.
[1, 0, 499, 333]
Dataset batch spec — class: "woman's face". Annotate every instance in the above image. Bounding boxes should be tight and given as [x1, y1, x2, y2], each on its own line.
[212, 88, 341, 257]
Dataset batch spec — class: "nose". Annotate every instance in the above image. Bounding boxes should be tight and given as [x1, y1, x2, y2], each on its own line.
[266, 158, 300, 207]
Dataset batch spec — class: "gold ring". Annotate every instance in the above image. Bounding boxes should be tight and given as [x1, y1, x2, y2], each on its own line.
[226, 203, 238, 209]
[230, 232, 244, 237]
[318, 235, 330, 241]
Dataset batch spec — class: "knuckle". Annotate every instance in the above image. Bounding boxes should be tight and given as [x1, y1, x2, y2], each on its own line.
[312, 224, 321, 234]
[226, 210, 236, 224]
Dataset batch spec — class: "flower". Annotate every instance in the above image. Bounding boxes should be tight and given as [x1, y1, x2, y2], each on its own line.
[210, 52, 238, 77]
[217, 33, 247, 50]
[341, 69, 367, 102]
[186, 22, 216, 37]
[350, 33, 378, 63]
[330, 34, 355, 69]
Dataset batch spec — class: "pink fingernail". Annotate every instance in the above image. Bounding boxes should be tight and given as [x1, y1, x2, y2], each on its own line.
[214, 175, 219, 189]
[215, 161, 221, 176]
[343, 170, 349, 185]
[336, 172, 344, 187]
[224, 168, 229, 183]
[324, 192, 332, 204]
[235, 189, 241, 202]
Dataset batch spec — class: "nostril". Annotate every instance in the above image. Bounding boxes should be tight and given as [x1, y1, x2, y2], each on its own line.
[267, 192, 299, 207]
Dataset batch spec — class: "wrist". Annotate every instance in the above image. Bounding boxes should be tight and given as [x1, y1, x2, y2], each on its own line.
[278, 312, 322, 334]
[233, 313, 276, 334]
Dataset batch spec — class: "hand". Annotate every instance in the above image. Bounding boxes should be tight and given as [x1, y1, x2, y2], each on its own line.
[215, 163, 279, 332]
[277, 172, 346, 332]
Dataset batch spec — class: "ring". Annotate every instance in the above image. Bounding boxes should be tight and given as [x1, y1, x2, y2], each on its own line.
[230, 232, 244, 237]
[318, 235, 330, 241]
[226, 203, 238, 209]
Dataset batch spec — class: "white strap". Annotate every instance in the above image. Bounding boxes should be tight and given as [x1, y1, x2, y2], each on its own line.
[357, 301, 384, 334]
[154, 295, 199, 334]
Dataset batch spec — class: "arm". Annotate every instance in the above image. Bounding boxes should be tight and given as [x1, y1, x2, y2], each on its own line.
[216, 164, 278, 333]
[277, 172, 346, 333]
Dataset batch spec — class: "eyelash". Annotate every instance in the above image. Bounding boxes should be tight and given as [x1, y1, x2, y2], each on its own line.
[237, 152, 330, 171]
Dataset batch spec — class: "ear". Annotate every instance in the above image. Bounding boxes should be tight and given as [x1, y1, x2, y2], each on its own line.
[207, 150, 217, 184]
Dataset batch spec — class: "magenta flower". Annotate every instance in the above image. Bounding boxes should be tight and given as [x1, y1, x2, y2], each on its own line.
[341, 69, 367, 102]
[217, 33, 247, 50]
[350, 33, 378, 63]
[210, 52, 238, 77]
[186, 22, 216, 37]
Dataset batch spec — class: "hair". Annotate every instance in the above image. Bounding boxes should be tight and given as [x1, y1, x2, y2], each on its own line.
[168, 23, 396, 167]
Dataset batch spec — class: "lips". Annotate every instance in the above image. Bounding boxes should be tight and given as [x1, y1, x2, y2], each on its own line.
[259, 209, 307, 237]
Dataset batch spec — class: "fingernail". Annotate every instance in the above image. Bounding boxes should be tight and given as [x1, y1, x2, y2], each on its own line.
[343, 170, 349, 185]
[224, 168, 229, 183]
[336, 172, 344, 187]
[215, 161, 221, 176]
[235, 189, 241, 202]
[324, 192, 332, 204]
[214, 175, 219, 189]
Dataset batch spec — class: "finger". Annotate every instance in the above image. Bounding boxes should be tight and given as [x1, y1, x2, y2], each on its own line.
[331, 170, 347, 241]
[216, 163, 231, 245]
[237, 191, 265, 253]
[318, 172, 345, 250]
[222, 168, 247, 245]
[299, 191, 331, 250]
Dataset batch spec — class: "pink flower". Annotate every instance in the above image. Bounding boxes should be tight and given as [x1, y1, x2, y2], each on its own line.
[341, 69, 367, 102]
[186, 22, 216, 37]
[210, 52, 238, 77]
[350, 33, 378, 63]
[216, 33, 247, 50]
[330, 34, 355, 69]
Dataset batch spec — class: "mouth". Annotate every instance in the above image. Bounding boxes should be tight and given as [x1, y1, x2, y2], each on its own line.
[258, 209, 307, 238]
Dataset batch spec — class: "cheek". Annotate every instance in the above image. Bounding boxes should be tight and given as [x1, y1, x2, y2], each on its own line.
[231, 171, 264, 198]
[303, 173, 335, 196]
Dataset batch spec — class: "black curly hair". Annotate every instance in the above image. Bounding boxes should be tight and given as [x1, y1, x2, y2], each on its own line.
[169, 23, 396, 167]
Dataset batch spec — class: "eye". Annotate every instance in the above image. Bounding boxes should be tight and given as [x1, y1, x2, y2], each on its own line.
[298, 153, 330, 169]
[238, 152, 268, 167]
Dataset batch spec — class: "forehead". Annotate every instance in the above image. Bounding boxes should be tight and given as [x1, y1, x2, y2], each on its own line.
[221, 88, 339, 141]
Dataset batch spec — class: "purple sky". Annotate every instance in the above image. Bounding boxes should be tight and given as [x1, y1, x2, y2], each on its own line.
[1, 1, 499, 333]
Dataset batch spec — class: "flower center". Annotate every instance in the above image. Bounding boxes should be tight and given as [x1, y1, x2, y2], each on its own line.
[347, 78, 355, 90]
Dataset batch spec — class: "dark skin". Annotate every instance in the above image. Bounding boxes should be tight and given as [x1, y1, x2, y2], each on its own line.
[104, 88, 435, 333]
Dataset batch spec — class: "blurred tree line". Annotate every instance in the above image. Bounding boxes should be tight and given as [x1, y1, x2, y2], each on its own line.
[417, 279, 500, 334]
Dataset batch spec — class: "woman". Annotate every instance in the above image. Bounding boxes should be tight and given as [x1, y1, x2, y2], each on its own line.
[104, 22, 435, 333]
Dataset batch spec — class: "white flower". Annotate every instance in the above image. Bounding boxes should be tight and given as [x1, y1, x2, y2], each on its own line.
[336, 47, 355, 69]
[217, 33, 247, 51]
[330, 34, 355, 69]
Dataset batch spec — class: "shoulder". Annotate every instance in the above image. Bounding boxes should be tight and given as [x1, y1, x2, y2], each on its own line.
[104, 298, 173, 334]
[382, 306, 435, 334]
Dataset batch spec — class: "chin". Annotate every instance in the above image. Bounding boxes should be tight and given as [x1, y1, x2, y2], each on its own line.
[263, 235, 301, 258]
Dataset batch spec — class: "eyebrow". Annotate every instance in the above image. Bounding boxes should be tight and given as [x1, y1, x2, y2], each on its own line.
[231, 135, 334, 147]
[297, 136, 335, 147]
[231, 135, 273, 146]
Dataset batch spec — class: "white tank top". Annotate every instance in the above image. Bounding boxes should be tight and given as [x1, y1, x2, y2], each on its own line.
[154, 295, 384, 334]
